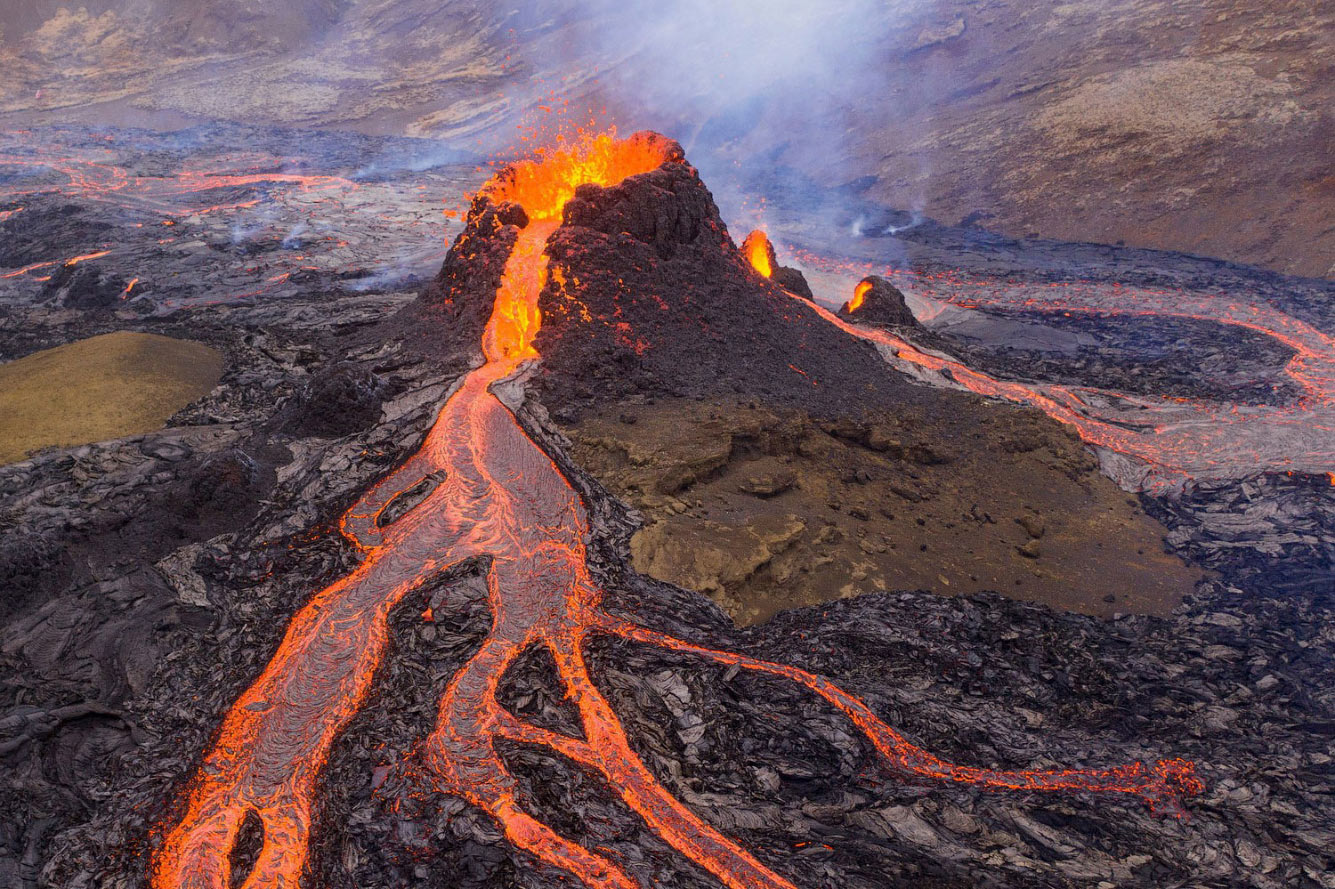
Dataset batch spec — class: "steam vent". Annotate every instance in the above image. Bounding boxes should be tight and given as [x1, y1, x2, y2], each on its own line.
[3, 6, 1334, 889]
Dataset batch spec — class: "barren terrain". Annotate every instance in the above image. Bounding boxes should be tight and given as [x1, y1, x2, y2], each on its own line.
[1, 0, 1329, 275]
[567, 399, 1199, 622]
[0, 123, 1331, 889]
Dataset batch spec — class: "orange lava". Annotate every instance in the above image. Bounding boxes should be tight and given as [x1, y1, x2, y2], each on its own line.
[0, 147, 355, 217]
[63, 249, 110, 266]
[848, 279, 872, 312]
[482, 131, 674, 224]
[1, 137, 365, 304]
[152, 133, 1199, 889]
[742, 229, 774, 278]
[790, 252, 1335, 488]
[0, 259, 58, 280]
[779, 246, 1335, 485]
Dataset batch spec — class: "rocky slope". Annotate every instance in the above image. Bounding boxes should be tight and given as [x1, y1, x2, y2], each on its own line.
[565, 398, 1200, 624]
[833, 0, 1335, 278]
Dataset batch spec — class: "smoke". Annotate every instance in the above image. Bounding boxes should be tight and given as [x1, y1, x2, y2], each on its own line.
[555, 0, 900, 167]
[230, 206, 278, 247]
[350, 141, 479, 182]
[504, 0, 927, 267]
[281, 220, 308, 249]
[345, 240, 450, 293]
[586, 1, 887, 108]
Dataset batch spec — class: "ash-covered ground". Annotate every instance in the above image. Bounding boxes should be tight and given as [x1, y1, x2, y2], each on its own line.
[1, 126, 1333, 889]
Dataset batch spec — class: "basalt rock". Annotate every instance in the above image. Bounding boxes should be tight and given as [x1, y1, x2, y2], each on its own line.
[398, 194, 522, 364]
[281, 363, 387, 439]
[182, 447, 263, 517]
[0, 203, 112, 271]
[43, 263, 132, 310]
[938, 309, 1302, 405]
[530, 158, 923, 418]
[771, 265, 816, 301]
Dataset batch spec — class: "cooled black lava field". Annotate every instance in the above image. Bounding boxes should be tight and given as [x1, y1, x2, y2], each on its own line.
[1, 123, 1332, 889]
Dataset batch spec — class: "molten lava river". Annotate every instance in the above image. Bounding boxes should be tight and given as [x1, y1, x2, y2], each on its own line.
[788, 252, 1335, 492]
[152, 134, 1200, 889]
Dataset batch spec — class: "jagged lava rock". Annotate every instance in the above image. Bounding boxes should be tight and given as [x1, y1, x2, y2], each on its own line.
[530, 152, 917, 417]
[42, 263, 133, 309]
[393, 195, 524, 365]
[840, 275, 920, 328]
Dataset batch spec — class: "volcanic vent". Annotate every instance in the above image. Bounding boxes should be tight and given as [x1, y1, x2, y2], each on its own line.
[150, 131, 1199, 889]
[417, 135, 933, 419]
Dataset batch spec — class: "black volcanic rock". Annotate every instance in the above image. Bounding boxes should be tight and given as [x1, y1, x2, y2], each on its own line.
[840, 275, 919, 328]
[182, 448, 262, 516]
[532, 157, 920, 418]
[396, 193, 521, 364]
[281, 363, 386, 439]
[0, 203, 112, 271]
[42, 263, 130, 309]
[771, 265, 815, 301]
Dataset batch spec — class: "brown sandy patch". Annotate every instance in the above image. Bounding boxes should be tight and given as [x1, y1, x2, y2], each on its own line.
[565, 398, 1201, 624]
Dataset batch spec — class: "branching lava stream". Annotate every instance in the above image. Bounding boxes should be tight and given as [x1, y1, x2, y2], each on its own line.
[152, 132, 1200, 889]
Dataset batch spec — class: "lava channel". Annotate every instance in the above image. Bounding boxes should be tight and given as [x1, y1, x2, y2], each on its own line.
[152, 132, 1201, 889]
[781, 249, 1335, 490]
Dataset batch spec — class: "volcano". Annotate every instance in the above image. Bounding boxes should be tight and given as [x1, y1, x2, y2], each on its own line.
[412, 135, 926, 418]
[145, 133, 1202, 889]
[4, 122, 1334, 889]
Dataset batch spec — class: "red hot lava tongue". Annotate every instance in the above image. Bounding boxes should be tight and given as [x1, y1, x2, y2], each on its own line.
[151, 131, 1200, 889]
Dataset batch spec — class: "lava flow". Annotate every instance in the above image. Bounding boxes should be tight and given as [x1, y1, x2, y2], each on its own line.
[0, 144, 356, 217]
[770, 248, 1335, 490]
[847, 279, 871, 312]
[152, 132, 1200, 889]
[1, 129, 449, 307]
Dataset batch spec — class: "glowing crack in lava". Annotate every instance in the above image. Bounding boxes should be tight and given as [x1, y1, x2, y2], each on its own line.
[153, 133, 1200, 889]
